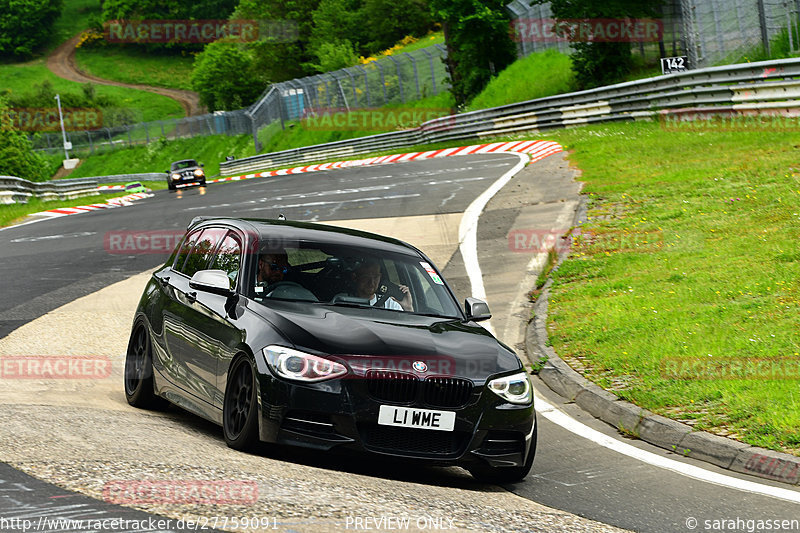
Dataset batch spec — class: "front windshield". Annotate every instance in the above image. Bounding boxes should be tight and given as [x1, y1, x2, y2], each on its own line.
[171, 160, 198, 170]
[250, 241, 461, 319]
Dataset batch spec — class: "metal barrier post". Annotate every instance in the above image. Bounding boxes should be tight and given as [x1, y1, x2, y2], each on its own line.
[405, 53, 421, 100]
[422, 48, 437, 95]
[386, 56, 405, 103]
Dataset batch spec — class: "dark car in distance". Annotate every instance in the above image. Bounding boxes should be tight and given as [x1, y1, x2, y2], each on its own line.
[124, 217, 536, 482]
[166, 159, 205, 190]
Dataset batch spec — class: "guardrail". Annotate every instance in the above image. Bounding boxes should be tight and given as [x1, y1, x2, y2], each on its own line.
[220, 57, 800, 176]
[0, 176, 100, 205]
[61, 173, 167, 185]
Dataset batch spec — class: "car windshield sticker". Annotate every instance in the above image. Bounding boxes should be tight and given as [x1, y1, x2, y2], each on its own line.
[420, 262, 444, 285]
[255, 286, 264, 293]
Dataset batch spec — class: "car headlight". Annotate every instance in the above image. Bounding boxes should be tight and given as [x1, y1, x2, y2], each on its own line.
[170, 173, 180, 180]
[487, 372, 532, 404]
[263, 345, 347, 382]
[193, 169, 204, 177]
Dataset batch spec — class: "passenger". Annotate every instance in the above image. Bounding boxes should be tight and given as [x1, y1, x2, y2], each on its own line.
[352, 260, 413, 311]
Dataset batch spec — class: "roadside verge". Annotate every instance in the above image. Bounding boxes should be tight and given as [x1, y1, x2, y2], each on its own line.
[528, 257, 800, 488]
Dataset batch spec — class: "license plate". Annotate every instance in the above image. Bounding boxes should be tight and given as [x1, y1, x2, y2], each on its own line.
[377, 405, 455, 432]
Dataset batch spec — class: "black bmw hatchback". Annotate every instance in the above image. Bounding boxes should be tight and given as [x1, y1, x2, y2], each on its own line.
[125, 217, 536, 482]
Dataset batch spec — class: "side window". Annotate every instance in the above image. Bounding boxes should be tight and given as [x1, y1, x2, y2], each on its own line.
[179, 228, 227, 278]
[173, 229, 202, 271]
[210, 233, 242, 288]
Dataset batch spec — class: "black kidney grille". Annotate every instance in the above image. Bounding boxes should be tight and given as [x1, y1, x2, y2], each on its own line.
[365, 372, 473, 407]
[423, 377, 473, 408]
[366, 370, 418, 404]
[360, 425, 468, 456]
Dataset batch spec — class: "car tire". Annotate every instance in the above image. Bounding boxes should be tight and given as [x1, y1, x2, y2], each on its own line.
[223, 356, 259, 451]
[124, 323, 168, 409]
[167, 181, 176, 192]
[468, 419, 537, 484]
[199, 179, 206, 187]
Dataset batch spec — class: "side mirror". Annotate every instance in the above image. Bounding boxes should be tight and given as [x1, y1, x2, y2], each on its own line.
[189, 269, 234, 297]
[465, 297, 491, 322]
[200, 163, 204, 167]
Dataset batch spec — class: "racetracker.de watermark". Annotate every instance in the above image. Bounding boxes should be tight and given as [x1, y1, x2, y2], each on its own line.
[2, 108, 102, 132]
[507, 228, 663, 254]
[104, 230, 185, 255]
[300, 108, 455, 132]
[0, 356, 111, 379]
[103, 19, 298, 43]
[103, 480, 259, 505]
[511, 18, 663, 42]
[660, 111, 800, 132]
[661, 357, 800, 380]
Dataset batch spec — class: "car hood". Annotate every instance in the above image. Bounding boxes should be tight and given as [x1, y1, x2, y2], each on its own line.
[250, 301, 522, 380]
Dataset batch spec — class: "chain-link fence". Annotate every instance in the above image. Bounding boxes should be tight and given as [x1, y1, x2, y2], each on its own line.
[29, 109, 253, 157]
[682, 0, 800, 67]
[247, 45, 450, 150]
[507, 0, 684, 64]
[507, 0, 799, 69]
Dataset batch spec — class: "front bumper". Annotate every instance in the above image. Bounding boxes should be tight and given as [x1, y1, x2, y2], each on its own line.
[255, 372, 536, 468]
[169, 172, 204, 186]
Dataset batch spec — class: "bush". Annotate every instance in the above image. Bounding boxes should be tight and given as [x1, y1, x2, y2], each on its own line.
[311, 40, 360, 72]
[0, 0, 63, 59]
[0, 97, 51, 181]
[191, 40, 265, 111]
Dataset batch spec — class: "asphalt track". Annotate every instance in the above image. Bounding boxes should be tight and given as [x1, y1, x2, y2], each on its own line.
[1, 153, 798, 532]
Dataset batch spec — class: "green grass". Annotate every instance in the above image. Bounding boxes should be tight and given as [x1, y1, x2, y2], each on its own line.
[466, 49, 576, 111]
[538, 120, 800, 455]
[0, 62, 184, 123]
[75, 46, 196, 90]
[392, 32, 445, 54]
[0, 192, 127, 227]
[65, 134, 256, 179]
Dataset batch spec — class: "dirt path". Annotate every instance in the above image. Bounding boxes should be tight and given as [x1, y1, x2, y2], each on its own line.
[46, 34, 205, 116]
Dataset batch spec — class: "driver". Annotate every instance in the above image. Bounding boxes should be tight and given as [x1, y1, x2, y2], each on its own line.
[351, 260, 413, 311]
[257, 250, 289, 286]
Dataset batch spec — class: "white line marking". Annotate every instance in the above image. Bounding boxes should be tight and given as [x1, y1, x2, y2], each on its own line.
[10, 231, 96, 243]
[458, 152, 529, 336]
[238, 194, 421, 212]
[536, 396, 800, 504]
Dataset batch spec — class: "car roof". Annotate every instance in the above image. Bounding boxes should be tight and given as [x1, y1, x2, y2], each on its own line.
[189, 217, 423, 256]
[172, 159, 198, 165]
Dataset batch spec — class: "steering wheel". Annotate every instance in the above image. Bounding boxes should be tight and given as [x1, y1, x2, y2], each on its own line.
[262, 281, 319, 302]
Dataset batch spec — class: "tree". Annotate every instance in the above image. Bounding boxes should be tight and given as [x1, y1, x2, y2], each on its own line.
[191, 40, 265, 111]
[362, 0, 433, 52]
[0, 0, 63, 59]
[233, 0, 321, 81]
[0, 97, 51, 182]
[310, 0, 366, 53]
[429, 0, 517, 108]
[101, 0, 238, 23]
[541, 0, 663, 88]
